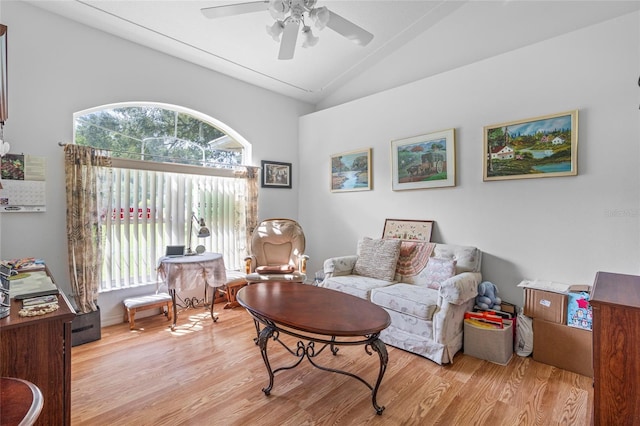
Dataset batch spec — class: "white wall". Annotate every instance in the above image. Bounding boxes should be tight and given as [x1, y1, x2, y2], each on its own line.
[299, 11, 640, 306]
[0, 1, 313, 325]
[2, 2, 638, 325]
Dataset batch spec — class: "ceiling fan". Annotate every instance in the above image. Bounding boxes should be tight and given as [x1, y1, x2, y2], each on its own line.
[201, 0, 374, 60]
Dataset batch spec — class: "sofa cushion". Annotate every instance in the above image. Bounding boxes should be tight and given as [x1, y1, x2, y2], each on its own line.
[323, 275, 392, 300]
[432, 244, 481, 273]
[255, 264, 294, 274]
[354, 237, 401, 281]
[370, 283, 439, 321]
[421, 257, 457, 290]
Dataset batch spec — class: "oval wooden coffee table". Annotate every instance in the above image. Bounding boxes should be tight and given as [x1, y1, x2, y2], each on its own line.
[237, 281, 391, 415]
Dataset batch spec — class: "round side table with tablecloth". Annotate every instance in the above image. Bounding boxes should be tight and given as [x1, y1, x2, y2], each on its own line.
[157, 252, 227, 329]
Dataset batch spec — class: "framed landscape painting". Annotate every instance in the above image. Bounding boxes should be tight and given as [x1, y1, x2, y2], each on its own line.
[391, 129, 456, 191]
[330, 148, 371, 192]
[483, 110, 578, 181]
[261, 160, 292, 188]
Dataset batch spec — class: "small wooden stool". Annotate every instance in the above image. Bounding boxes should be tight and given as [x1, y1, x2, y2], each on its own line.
[220, 271, 248, 309]
[123, 293, 173, 330]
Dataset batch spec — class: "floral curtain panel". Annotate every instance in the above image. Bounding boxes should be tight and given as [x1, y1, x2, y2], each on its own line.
[64, 144, 112, 313]
[240, 166, 259, 252]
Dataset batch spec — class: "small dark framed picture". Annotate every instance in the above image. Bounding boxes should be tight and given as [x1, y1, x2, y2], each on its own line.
[261, 160, 292, 188]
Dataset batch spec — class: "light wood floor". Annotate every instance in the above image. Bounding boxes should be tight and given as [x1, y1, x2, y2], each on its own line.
[71, 303, 593, 425]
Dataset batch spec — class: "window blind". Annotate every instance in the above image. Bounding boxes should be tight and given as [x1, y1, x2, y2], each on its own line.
[100, 166, 248, 292]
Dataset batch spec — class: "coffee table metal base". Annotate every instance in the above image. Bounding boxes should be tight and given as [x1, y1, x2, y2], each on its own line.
[249, 314, 388, 415]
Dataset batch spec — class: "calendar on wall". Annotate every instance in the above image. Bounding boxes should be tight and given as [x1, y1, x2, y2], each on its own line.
[0, 154, 46, 212]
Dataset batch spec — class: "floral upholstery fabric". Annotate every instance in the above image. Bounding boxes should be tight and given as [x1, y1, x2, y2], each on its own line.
[370, 284, 439, 321]
[322, 255, 357, 277]
[439, 272, 482, 305]
[421, 257, 457, 290]
[321, 274, 393, 300]
[432, 244, 481, 274]
[322, 242, 482, 365]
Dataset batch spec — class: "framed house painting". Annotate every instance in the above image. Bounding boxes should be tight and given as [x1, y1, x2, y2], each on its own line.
[382, 219, 433, 241]
[391, 129, 455, 191]
[483, 110, 578, 181]
[261, 160, 292, 188]
[330, 148, 371, 192]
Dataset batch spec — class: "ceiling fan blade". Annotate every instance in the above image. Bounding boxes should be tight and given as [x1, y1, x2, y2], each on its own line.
[278, 20, 300, 60]
[201, 1, 269, 19]
[326, 10, 374, 46]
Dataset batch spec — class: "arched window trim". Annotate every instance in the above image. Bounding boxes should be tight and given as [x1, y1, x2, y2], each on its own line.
[73, 101, 253, 168]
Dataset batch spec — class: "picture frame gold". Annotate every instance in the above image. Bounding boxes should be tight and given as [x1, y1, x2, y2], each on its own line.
[391, 129, 455, 191]
[330, 148, 372, 192]
[483, 110, 578, 181]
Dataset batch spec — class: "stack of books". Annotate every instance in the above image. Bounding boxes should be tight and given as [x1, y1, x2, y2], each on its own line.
[8, 270, 58, 299]
[18, 294, 59, 317]
[464, 311, 505, 329]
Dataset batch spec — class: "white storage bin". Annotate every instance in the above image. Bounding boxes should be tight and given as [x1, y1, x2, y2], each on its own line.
[463, 318, 513, 365]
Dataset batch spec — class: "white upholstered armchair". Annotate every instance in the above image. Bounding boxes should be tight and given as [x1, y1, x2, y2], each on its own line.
[244, 218, 308, 283]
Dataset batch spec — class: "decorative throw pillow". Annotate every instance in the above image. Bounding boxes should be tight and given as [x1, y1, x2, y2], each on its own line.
[422, 257, 457, 290]
[354, 237, 402, 282]
[255, 265, 294, 274]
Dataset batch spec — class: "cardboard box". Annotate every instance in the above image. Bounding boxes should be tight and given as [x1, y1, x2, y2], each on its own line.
[464, 319, 513, 365]
[72, 306, 101, 346]
[533, 318, 593, 377]
[524, 288, 567, 324]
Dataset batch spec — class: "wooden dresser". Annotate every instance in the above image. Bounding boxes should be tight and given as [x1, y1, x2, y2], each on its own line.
[590, 271, 640, 425]
[0, 269, 76, 425]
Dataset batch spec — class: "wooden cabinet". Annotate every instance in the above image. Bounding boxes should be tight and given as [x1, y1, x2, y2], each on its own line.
[0, 270, 75, 425]
[591, 271, 640, 426]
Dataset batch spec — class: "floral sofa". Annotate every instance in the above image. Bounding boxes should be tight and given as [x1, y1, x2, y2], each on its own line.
[321, 237, 482, 364]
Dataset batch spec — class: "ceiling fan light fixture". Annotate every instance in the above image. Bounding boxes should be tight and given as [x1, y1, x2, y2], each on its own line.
[268, 0, 289, 21]
[309, 6, 329, 31]
[201, 0, 372, 60]
[301, 26, 319, 48]
[266, 21, 284, 42]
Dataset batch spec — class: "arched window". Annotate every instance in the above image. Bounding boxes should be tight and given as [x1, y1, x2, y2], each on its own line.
[75, 102, 250, 166]
[74, 102, 256, 292]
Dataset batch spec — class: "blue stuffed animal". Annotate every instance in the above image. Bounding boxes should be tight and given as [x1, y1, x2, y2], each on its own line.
[476, 281, 502, 310]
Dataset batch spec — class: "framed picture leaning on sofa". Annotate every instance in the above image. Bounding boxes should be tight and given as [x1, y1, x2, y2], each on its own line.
[382, 219, 433, 241]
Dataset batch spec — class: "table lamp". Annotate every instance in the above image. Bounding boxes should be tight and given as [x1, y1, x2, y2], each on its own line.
[185, 213, 210, 256]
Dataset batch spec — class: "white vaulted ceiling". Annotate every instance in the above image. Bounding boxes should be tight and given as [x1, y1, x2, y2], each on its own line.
[24, 1, 640, 107]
